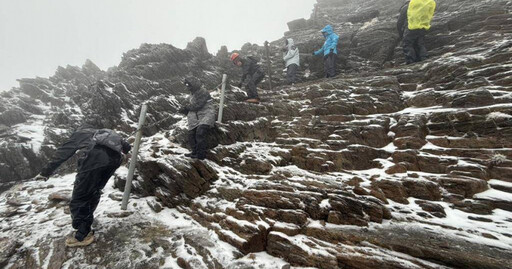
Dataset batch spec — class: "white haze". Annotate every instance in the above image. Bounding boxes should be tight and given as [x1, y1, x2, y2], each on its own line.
[0, 0, 316, 91]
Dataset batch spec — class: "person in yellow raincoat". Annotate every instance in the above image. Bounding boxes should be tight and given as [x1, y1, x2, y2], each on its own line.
[397, 0, 436, 64]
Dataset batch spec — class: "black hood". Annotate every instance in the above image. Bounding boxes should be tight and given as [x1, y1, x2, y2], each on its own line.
[184, 77, 202, 93]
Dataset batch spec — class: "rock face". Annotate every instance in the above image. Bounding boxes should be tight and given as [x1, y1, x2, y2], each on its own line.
[1, 0, 512, 268]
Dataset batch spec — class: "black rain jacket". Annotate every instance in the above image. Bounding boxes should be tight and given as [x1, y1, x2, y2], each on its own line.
[40, 128, 130, 177]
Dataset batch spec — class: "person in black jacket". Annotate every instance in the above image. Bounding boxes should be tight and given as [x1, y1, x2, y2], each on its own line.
[230, 53, 265, 104]
[34, 125, 131, 247]
[397, 1, 410, 40]
[178, 77, 216, 160]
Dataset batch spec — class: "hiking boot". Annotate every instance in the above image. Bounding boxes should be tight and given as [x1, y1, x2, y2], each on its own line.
[185, 152, 197, 158]
[66, 231, 95, 248]
[246, 98, 260, 104]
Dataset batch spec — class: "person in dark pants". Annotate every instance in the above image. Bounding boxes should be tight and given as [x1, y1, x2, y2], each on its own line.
[178, 77, 216, 160]
[34, 126, 131, 247]
[231, 53, 265, 103]
[283, 38, 300, 85]
[398, 0, 436, 64]
[313, 25, 339, 78]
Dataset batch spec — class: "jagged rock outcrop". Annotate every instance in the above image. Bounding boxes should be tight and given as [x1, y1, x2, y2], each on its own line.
[1, 0, 512, 268]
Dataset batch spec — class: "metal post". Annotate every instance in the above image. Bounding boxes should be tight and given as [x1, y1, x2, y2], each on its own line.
[264, 41, 273, 91]
[121, 104, 148, 210]
[217, 74, 227, 123]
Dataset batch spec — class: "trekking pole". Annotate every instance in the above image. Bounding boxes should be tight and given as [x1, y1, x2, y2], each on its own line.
[264, 41, 273, 91]
[121, 104, 148, 210]
[217, 74, 227, 123]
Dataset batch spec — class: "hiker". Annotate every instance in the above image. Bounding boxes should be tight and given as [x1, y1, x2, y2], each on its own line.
[231, 53, 265, 103]
[34, 125, 131, 247]
[313, 25, 339, 78]
[283, 38, 300, 85]
[178, 77, 216, 160]
[398, 0, 436, 64]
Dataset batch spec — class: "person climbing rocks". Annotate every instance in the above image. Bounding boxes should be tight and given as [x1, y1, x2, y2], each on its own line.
[34, 125, 131, 247]
[398, 0, 436, 64]
[397, 1, 411, 39]
[283, 38, 300, 85]
[231, 53, 265, 104]
[178, 77, 216, 160]
[313, 25, 339, 78]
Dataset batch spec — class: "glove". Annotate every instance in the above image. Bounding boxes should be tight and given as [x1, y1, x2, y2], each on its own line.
[34, 174, 48, 182]
[312, 52, 316, 56]
[329, 49, 334, 55]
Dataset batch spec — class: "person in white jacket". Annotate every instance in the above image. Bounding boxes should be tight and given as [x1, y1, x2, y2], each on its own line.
[282, 38, 300, 85]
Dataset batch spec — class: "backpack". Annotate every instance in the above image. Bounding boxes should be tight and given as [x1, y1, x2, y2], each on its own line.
[91, 129, 124, 154]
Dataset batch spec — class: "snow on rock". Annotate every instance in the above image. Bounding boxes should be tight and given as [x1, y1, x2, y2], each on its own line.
[2, 0, 512, 268]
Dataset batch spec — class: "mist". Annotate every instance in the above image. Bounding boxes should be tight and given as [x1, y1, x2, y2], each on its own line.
[0, 0, 316, 91]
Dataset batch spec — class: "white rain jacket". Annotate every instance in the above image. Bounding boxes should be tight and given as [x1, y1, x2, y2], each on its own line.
[283, 38, 300, 67]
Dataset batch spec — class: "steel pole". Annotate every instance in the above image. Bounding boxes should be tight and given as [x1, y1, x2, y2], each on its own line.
[217, 74, 227, 123]
[264, 41, 273, 91]
[121, 104, 148, 210]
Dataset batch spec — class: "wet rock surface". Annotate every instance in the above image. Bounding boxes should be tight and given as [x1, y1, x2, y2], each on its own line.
[1, 0, 512, 268]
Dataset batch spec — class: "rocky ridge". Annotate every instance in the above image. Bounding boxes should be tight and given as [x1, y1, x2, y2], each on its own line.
[1, 0, 512, 268]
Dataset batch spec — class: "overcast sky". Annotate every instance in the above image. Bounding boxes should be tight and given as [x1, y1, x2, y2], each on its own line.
[0, 0, 315, 91]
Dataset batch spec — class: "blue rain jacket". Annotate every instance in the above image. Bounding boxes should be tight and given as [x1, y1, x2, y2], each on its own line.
[314, 25, 339, 56]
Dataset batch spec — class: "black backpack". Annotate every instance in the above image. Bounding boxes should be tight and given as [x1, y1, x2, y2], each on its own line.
[91, 129, 124, 154]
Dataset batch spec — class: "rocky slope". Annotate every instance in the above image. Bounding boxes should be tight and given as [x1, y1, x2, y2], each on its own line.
[1, 0, 512, 268]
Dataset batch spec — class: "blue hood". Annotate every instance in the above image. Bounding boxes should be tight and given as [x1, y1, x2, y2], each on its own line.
[321, 25, 334, 36]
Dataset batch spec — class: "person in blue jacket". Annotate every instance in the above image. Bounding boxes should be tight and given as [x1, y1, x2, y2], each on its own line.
[313, 25, 340, 78]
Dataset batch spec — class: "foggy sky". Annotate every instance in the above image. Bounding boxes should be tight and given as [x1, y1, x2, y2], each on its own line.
[0, 0, 316, 91]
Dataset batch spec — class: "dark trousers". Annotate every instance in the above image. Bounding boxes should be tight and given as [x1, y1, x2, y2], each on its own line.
[246, 70, 265, 99]
[286, 64, 299, 85]
[324, 53, 337, 78]
[70, 150, 120, 241]
[188, 124, 210, 158]
[403, 29, 428, 64]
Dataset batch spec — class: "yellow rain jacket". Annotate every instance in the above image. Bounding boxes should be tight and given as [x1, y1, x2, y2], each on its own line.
[408, 0, 436, 30]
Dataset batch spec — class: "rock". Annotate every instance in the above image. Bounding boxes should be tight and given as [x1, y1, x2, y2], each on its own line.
[393, 136, 426, 150]
[385, 164, 407, 174]
[372, 180, 409, 204]
[439, 177, 488, 198]
[6, 198, 28, 207]
[186, 37, 211, 60]
[48, 191, 72, 203]
[177, 257, 189, 269]
[146, 198, 163, 213]
[415, 200, 446, 218]
[240, 158, 273, 175]
[287, 18, 308, 31]
[1, 207, 19, 218]
[468, 216, 493, 222]
[108, 192, 124, 201]
[53, 218, 71, 227]
[0, 238, 20, 268]
[402, 179, 442, 201]
[266, 232, 339, 269]
[106, 211, 134, 218]
[0, 109, 26, 126]
[136, 158, 218, 207]
[451, 89, 495, 108]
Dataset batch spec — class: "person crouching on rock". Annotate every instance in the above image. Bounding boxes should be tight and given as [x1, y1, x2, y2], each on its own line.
[283, 38, 300, 85]
[397, 0, 436, 64]
[33, 125, 131, 247]
[178, 77, 216, 160]
[230, 53, 265, 104]
[313, 25, 339, 78]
